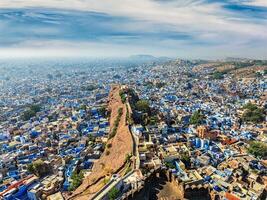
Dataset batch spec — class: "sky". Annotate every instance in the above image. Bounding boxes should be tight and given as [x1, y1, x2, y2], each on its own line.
[0, 0, 267, 59]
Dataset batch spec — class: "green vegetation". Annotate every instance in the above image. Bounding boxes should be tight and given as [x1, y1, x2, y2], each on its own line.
[144, 81, 165, 89]
[126, 104, 133, 125]
[119, 90, 127, 104]
[81, 84, 98, 91]
[255, 72, 262, 77]
[190, 110, 205, 125]
[80, 104, 87, 110]
[148, 115, 159, 125]
[212, 71, 226, 79]
[27, 163, 35, 174]
[108, 187, 120, 200]
[127, 88, 140, 105]
[165, 161, 175, 169]
[133, 98, 157, 126]
[248, 141, 267, 158]
[22, 110, 36, 121]
[234, 61, 253, 68]
[27, 159, 48, 177]
[88, 134, 95, 143]
[242, 103, 265, 123]
[107, 143, 112, 148]
[99, 106, 110, 118]
[30, 104, 42, 113]
[243, 102, 258, 110]
[135, 100, 150, 113]
[155, 82, 166, 88]
[68, 171, 84, 191]
[109, 107, 123, 139]
[22, 104, 41, 121]
[47, 115, 54, 122]
[180, 153, 191, 169]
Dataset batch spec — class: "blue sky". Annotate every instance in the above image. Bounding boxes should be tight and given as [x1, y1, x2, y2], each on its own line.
[0, 0, 266, 59]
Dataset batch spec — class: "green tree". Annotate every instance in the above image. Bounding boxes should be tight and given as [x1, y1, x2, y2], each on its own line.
[88, 134, 95, 142]
[81, 84, 98, 91]
[22, 109, 36, 121]
[242, 103, 265, 123]
[190, 110, 205, 125]
[180, 153, 191, 168]
[119, 90, 127, 103]
[27, 160, 48, 177]
[248, 141, 267, 158]
[148, 115, 158, 125]
[22, 104, 42, 121]
[27, 163, 35, 174]
[135, 100, 150, 113]
[212, 71, 226, 79]
[68, 171, 84, 191]
[155, 82, 166, 88]
[80, 104, 87, 110]
[99, 106, 109, 117]
[243, 102, 258, 110]
[29, 104, 41, 113]
[165, 162, 175, 169]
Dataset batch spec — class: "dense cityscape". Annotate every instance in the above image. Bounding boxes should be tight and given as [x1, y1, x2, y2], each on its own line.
[0, 57, 266, 200]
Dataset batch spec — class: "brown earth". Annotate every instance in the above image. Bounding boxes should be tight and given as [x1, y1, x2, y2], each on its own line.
[216, 64, 236, 72]
[192, 62, 221, 72]
[193, 62, 267, 78]
[68, 85, 133, 200]
[230, 65, 267, 78]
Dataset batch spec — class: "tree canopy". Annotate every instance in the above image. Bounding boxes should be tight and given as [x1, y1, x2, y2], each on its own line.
[68, 171, 84, 191]
[22, 104, 41, 121]
[27, 159, 49, 177]
[190, 110, 205, 125]
[135, 100, 150, 113]
[212, 71, 226, 79]
[242, 103, 265, 123]
[248, 141, 267, 158]
[81, 84, 98, 91]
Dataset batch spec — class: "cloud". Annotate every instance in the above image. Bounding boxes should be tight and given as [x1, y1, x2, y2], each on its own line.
[0, 0, 266, 58]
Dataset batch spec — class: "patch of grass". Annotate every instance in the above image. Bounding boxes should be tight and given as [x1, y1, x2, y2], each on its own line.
[108, 187, 120, 200]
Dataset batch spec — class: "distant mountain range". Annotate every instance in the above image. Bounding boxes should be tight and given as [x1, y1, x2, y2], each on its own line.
[129, 54, 172, 62]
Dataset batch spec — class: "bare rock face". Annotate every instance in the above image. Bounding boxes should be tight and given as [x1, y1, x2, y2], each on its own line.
[69, 85, 133, 200]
